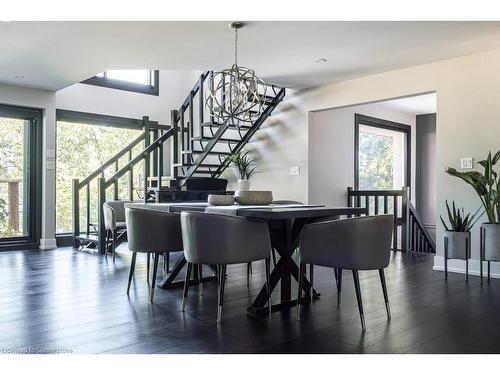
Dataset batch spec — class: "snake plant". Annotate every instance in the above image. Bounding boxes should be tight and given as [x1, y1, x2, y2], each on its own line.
[446, 150, 500, 224]
[440, 200, 482, 232]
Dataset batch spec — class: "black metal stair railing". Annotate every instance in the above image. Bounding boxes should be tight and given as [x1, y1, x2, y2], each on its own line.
[347, 186, 409, 251]
[408, 200, 436, 253]
[346, 186, 435, 253]
[170, 71, 286, 182]
[72, 116, 172, 252]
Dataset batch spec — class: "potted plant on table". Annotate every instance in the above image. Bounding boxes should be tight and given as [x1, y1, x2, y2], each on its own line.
[440, 200, 481, 280]
[227, 149, 257, 191]
[446, 150, 500, 278]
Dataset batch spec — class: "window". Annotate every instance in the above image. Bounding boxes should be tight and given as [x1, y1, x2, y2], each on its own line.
[0, 104, 42, 249]
[82, 70, 159, 96]
[354, 114, 411, 190]
[55, 110, 144, 235]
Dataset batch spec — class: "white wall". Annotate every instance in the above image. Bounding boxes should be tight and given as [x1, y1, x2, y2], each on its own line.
[271, 47, 500, 278]
[0, 83, 57, 249]
[56, 70, 201, 178]
[309, 103, 416, 207]
[56, 71, 201, 125]
[220, 90, 310, 203]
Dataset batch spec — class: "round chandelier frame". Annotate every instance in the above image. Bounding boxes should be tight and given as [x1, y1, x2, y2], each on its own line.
[206, 22, 267, 126]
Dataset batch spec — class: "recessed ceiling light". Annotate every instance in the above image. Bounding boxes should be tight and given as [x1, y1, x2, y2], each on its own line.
[314, 58, 327, 63]
[15, 75, 26, 79]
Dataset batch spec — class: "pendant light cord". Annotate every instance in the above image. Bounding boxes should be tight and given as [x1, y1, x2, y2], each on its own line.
[234, 27, 238, 66]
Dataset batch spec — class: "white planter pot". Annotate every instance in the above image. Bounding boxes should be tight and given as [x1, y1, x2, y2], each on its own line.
[238, 179, 250, 191]
[444, 231, 470, 260]
[481, 223, 500, 261]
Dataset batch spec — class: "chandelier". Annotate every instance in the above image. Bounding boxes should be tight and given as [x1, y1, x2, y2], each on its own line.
[206, 22, 267, 126]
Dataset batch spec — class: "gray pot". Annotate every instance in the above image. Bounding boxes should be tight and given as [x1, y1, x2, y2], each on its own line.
[481, 223, 500, 261]
[444, 231, 471, 260]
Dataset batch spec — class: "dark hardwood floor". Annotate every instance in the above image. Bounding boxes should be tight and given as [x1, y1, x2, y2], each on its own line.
[1, 245, 500, 354]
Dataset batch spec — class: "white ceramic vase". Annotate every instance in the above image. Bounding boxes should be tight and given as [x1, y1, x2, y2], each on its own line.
[238, 179, 251, 191]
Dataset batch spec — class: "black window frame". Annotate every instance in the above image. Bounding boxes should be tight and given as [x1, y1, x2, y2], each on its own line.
[0, 104, 43, 250]
[354, 113, 411, 190]
[81, 70, 159, 96]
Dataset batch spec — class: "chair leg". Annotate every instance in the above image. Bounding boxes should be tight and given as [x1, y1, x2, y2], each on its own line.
[296, 262, 305, 320]
[488, 261, 491, 281]
[247, 262, 252, 286]
[112, 229, 117, 263]
[271, 248, 277, 267]
[104, 230, 109, 259]
[337, 268, 343, 304]
[379, 269, 391, 319]
[352, 270, 366, 331]
[127, 252, 137, 295]
[198, 264, 203, 296]
[265, 258, 272, 314]
[146, 253, 150, 283]
[309, 264, 314, 302]
[217, 265, 227, 323]
[150, 254, 160, 302]
[181, 262, 193, 312]
[162, 253, 167, 277]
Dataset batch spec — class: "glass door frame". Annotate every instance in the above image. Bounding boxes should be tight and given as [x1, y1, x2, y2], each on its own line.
[354, 113, 411, 190]
[0, 104, 43, 250]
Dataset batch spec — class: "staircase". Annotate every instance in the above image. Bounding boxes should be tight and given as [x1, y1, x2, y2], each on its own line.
[72, 71, 285, 252]
[168, 71, 286, 184]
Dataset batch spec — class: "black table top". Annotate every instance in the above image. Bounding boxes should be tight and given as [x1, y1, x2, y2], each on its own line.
[235, 206, 366, 220]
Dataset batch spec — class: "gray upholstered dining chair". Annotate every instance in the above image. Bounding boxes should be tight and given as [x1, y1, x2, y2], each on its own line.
[180, 211, 272, 323]
[296, 215, 393, 331]
[103, 200, 133, 262]
[125, 206, 183, 302]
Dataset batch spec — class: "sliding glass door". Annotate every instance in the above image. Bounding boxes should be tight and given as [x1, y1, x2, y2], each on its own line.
[0, 104, 42, 249]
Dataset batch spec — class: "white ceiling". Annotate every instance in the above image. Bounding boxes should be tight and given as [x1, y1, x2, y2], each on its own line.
[3, 21, 500, 91]
[377, 93, 437, 115]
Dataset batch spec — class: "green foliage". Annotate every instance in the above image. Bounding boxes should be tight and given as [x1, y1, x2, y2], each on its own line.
[56, 122, 143, 233]
[227, 149, 257, 180]
[446, 150, 500, 224]
[358, 131, 394, 190]
[440, 200, 481, 232]
[0, 117, 25, 238]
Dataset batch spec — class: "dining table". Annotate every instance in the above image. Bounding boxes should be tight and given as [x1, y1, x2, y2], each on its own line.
[128, 202, 367, 314]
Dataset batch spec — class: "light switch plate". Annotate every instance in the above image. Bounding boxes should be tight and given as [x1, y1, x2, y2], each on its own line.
[290, 166, 300, 175]
[460, 157, 473, 169]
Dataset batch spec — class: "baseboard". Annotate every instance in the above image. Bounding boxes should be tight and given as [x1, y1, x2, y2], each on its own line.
[433, 255, 500, 279]
[39, 238, 57, 250]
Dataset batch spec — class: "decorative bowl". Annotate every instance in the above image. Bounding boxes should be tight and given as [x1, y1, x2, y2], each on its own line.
[207, 194, 235, 206]
[234, 191, 273, 205]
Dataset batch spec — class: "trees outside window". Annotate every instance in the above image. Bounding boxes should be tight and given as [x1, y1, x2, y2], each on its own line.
[56, 121, 143, 234]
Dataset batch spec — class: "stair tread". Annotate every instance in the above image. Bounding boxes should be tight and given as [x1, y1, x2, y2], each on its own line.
[173, 162, 221, 168]
[201, 122, 252, 130]
[183, 149, 231, 155]
[192, 136, 240, 143]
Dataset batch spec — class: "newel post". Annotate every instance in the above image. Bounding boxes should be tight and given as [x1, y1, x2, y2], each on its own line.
[401, 186, 409, 252]
[97, 177, 106, 254]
